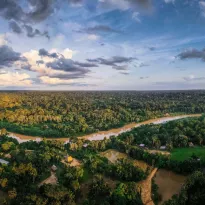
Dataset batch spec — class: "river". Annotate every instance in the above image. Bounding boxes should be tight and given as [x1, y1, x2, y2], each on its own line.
[8, 114, 201, 144]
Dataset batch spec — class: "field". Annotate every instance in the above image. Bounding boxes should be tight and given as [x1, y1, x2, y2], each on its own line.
[171, 147, 205, 161]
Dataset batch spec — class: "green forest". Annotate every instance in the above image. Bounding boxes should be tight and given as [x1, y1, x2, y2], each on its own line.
[0, 91, 205, 138]
[0, 93, 205, 205]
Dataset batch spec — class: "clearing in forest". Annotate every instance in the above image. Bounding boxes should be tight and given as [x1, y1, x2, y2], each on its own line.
[171, 147, 205, 161]
[100, 149, 152, 172]
[39, 171, 58, 187]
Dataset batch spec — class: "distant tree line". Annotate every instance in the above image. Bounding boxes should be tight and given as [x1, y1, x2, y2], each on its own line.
[0, 91, 205, 137]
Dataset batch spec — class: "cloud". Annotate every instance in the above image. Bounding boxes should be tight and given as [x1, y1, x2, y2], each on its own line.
[87, 56, 137, 66]
[135, 62, 149, 67]
[46, 58, 92, 74]
[0, 0, 25, 22]
[140, 76, 149, 79]
[17, 49, 72, 77]
[9, 21, 22, 34]
[24, 25, 50, 39]
[87, 34, 100, 41]
[164, 0, 175, 4]
[85, 25, 121, 34]
[183, 75, 205, 81]
[27, 0, 54, 23]
[120, 71, 130, 75]
[39, 48, 59, 58]
[0, 45, 26, 68]
[132, 12, 141, 22]
[148, 46, 156, 51]
[68, 0, 83, 5]
[0, 0, 54, 23]
[112, 65, 128, 70]
[0, 71, 32, 86]
[0, 35, 8, 46]
[36, 60, 44, 65]
[0, 1, 51, 39]
[9, 22, 49, 39]
[39, 76, 73, 85]
[98, 0, 153, 12]
[177, 48, 205, 61]
[199, 1, 205, 17]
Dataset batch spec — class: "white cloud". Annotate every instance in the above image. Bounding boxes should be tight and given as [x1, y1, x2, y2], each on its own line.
[0, 35, 8, 46]
[88, 34, 100, 41]
[199, 1, 205, 17]
[0, 71, 32, 86]
[16, 48, 73, 76]
[39, 76, 73, 85]
[132, 12, 141, 23]
[75, 34, 100, 42]
[183, 75, 205, 81]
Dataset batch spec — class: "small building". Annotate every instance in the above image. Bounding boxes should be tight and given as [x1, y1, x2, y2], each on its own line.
[51, 165, 57, 172]
[139, 144, 145, 148]
[0, 159, 9, 165]
[160, 146, 166, 150]
[83, 143, 88, 148]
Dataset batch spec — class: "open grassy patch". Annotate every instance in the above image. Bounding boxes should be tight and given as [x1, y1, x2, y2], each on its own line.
[171, 147, 205, 161]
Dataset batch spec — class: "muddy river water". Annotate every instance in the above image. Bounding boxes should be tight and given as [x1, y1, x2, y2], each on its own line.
[155, 169, 187, 205]
[8, 114, 201, 144]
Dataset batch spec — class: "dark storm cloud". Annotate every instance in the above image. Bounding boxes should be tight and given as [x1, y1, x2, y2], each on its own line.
[177, 48, 205, 61]
[87, 56, 137, 66]
[9, 21, 22, 34]
[39, 48, 59, 58]
[0, 45, 25, 68]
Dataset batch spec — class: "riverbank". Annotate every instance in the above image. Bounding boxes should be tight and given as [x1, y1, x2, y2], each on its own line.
[7, 114, 201, 143]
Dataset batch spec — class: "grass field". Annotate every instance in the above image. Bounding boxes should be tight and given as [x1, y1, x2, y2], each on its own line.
[171, 147, 205, 161]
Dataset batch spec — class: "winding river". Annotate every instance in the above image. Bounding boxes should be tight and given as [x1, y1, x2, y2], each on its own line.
[8, 114, 201, 144]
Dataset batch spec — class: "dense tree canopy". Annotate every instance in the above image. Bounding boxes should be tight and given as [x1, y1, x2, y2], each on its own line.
[0, 91, 205, 138]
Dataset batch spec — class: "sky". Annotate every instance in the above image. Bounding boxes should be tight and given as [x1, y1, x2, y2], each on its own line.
[0, 0, 205, 90]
